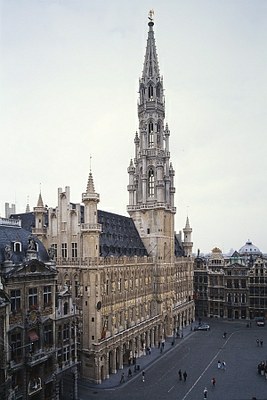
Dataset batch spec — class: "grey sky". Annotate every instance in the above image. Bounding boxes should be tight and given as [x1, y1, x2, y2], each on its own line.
[1, 0, 267, 254]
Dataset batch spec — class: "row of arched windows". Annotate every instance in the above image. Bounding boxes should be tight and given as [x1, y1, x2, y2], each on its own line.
[140, 83, 161, 102]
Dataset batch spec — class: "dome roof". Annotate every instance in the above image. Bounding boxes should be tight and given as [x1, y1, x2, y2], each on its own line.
[239, 240, 261, 256]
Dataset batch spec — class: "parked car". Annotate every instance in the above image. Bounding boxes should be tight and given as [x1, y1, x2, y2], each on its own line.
[255, 317, 265, 327]
[194, 324, 210, 331]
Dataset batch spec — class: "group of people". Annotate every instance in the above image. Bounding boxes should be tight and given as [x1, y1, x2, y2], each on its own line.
[256, 338, 263, 347]
[257, 361, 267, 379]
[120, 367, 146, 384]
[217, 360, 226, 370]
[178, 369, 187, 382]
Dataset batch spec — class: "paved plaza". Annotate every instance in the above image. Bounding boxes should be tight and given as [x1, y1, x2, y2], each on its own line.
[65, 320, 267, 400]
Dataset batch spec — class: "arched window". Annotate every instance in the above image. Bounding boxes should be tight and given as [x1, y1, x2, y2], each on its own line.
[14, 242, 22, 252]
[148, 169, 155, 197]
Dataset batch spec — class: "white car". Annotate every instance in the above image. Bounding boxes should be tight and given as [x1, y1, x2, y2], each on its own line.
[194, 324, 210, 331]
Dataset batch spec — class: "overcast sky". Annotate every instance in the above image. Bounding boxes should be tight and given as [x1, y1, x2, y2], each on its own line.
[1, 0, 266, 254]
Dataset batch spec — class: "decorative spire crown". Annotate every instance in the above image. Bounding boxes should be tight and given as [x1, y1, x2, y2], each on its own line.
[37, 192, 44, 208]
[142, 10, 160, 80]
[86, 171, 95, 194]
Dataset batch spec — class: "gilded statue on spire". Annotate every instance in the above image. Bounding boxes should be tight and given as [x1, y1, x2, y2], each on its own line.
[148, 9, 154, 21]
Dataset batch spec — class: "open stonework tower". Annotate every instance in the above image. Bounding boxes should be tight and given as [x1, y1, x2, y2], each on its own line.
[127, 11, 176, 262]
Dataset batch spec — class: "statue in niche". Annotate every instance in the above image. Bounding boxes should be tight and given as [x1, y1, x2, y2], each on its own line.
[4, 244, 12, 261]
[48, 247, 55, 260]
[28, 235, 37, 251]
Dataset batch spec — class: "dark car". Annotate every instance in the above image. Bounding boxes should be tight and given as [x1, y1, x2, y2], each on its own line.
[194, 324, 210, 331]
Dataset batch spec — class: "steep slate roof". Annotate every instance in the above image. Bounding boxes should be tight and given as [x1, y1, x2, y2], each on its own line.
[11, 209, 148, 258]
[0, 222, 49, 264]
[10, 209, 184, 258]
[10, 212, 35, 232]
[97, 210, 148, 258]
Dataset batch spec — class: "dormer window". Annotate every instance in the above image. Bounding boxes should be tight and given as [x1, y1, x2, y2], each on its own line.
[13, 242, 22, 252]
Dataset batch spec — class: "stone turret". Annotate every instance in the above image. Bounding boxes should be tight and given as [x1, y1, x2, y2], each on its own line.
[33, 192, 47, 246]
[81, 169, 101, 259]
[183, 216, 193, 257]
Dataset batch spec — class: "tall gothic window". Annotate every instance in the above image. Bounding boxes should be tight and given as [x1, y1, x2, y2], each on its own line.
[148, 168, 155, 197]
[148, 122, 154, 147]
[148, 85, 153, 98]
[157, 121, 161, 146]
[71, 242, 77, 258]
[156, 83, 160, 98]
[61, 243, 67, 259]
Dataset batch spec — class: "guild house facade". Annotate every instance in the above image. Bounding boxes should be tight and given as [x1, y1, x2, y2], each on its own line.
[0, 218, 79, 400]
[194, 242, 267, 321]
[10, 13, 194, 384]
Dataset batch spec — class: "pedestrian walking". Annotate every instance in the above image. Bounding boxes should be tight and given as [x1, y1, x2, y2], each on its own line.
[203, 387, 208, 399]
[128, 368, 132, 378]
[183, 371, 187, 382]
[120, 372, 125, 384]
[256, 339, 259, 346]
[142, 370, 145, 382]
[211, 377, 216, 386]
[260, 339, 263, 347]
[223, 332, 227, 339]
[178, 369, 182, 381]
[217, 360, 221, 369]
[222, 361, 226, 370]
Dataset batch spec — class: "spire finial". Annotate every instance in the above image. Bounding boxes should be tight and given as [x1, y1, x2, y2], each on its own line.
[90, 155, 92, 172]
[26, 195, 30, 213]
[148, 9, 154, 22]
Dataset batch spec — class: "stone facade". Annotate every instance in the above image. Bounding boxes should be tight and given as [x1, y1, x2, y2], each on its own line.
[9, 15, 195, 384]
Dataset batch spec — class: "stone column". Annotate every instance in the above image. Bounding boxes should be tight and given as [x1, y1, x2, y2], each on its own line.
[119, 345, 124, 370]
[137, 335, 142, 357]
[73, 366, 78, 400]
[151, 327, 155, 347]
[112, 349, 117, 374]
[106, 352, 110, 379]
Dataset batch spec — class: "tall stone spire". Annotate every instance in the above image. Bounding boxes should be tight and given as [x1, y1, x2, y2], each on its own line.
[127, 12, 176, 261]
[141, 10, 160, 82]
